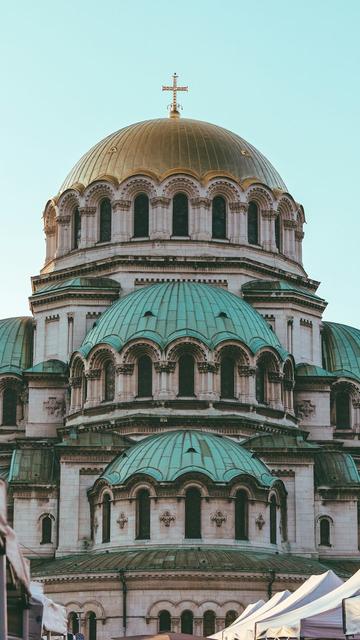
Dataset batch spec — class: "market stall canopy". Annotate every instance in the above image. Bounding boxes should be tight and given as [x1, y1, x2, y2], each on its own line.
[0, 479, 30, 591]
[222, 591, 291, 640]
[210, 601, 266, 639]
[343, 594, 360, 636]
[31, 582, 67, 634]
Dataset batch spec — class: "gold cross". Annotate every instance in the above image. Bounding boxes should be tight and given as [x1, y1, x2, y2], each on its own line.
[162, 73, 188, 118]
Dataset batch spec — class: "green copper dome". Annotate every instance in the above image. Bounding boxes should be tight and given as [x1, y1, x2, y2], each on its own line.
[322, 322, 360, 382]
[80, 282, 287, 358]
[0, 317, 33, 376]
[101, 430, 276, 487]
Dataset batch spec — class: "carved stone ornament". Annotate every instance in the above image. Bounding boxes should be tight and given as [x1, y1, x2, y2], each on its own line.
[85, 368, 102, 380]
[256, 513, 265, 530]
[112, 199, 131, 212]
[268, 371, 284, 383]
[69, 376, 82, 388]
[116, 363, 134, 375]
[191, 197, 211, 208]
[210, 510, 227, 527]
[295, 399, 316, 420]
[159, 510, 176, 527]
[79, 206, 96, 217]
[150, 196, 171, 207]
[283, 219, 297, 229]
[43, 397, 65, 417]
[154, 361, 176, 373]
[237, 365, 256, 377]
[117, 512, 128, 529]
[229, 202, 247, 213]
[57, 215, 71, 225]
[197, 361, 218, 373]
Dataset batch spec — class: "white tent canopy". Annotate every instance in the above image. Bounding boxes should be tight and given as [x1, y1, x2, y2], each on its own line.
[255, 570, 343, 639]
[210, 600, 266, 639]
[31, 582, 67, 634]
[256, 568, 360, 639]
[222, 590, 291, 640]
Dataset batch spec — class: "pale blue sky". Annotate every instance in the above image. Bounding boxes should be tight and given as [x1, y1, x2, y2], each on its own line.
[0, 0, 359, 325]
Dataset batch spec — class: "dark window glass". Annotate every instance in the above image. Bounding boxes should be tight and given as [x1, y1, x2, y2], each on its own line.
[203, 611, 216, 636]
[136, 489, 151, 539]
[179, 354, 194, 396]
[2, 388, 17, 425]
[181, 610, 193, 634]
[270, 495, 277, 544]
[159, 610, 171, 632]
[99, 198, 112, 242]
[212, 196, 226, 239]
[173, 193, 188, 236]
[275, 215, 281, 251]
[104, 360, 115, 402]
[235, 490, 248, 540]
[247, 201, 259, 245]
[185, 487, 201, 538]
[88, 612, 97, 640]
[221, 357, 235, 399]
[69, 612, 79, 634]
[73, 207, 81, 249]
[40, 515, 52, 544]
[336, 391, 351, 429]
[134, 194, 149, 238]
[225, 611, 238, 627]
[256, 361, 266, 404]
[138, 355, 153, 397]
[81, 371, 87, 405]
[320, 518, 331, 546]
[102, 494, 111, 543]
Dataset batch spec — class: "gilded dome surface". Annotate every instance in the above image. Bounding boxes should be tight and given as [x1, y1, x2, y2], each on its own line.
[79, 281, 288, 358]
[61, 118, 286, 192]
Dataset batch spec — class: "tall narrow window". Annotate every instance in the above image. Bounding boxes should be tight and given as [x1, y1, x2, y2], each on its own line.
[203, 611, 216, 636]
[73, 207, 81, 249]
[137, 355, 153, 397]
[235, 490, 248, 540]
[320, 518, 331, 546]
[178, 354, 195, 397]
[104, 360, 115, 402]
[136, 489, 151, 539]
[225, 611, 238, 627]
[102, 494, 111, 543]
[40, 515, 52, 544]
[2, 388, 17, 426]
[247, 201, 259, 245]
[88, 612, 97, 640]
[134, 193, 149, 238]
[99, 198, 112, 242]
[221, 357, 235, 399]
[185, 487, 201, 538]
[69, 612, 80, 634]
[81, 369, 87, 406]
[172, 193, 188, 237]
[181, 610, 193, 634]
[212, 196, 226, 239]
[256, 361, 266, 404]
[270, 495, 277, 544]
[275, 215, 281, 251]
[159, 610, 171, 632]
[335, 391, 351, 429]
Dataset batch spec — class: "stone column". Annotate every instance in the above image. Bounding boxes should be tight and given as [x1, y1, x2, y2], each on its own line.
[261, 209, 277, 252]
[268, 371, 283, 410]
[56, 215, 71, 256]
[197, 361, 218, 400]
[295, 230, 304, 264]
[112, 199, 132, 242]
[69, 376, 82, 413]
[283, 220, 297, 260]
[84, 369, 102, 408]
[116, 364, 135, 401]
[229, 202, 247, 244]
[79, 206, 97, 247]
[194, 618, 203, 636]
[150, 196, 171, 239]
[154, 361, 176, 399]
[238, 365, 256, 403]
[191, 197, 211, 241]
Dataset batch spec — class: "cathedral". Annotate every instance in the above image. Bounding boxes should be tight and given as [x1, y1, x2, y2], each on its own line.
[1, 78, 360, 639]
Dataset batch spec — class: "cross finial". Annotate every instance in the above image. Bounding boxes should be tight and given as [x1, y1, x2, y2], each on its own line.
[162, 73, 188, 119]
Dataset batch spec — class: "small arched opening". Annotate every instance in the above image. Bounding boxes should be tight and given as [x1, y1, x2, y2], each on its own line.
[270, 495, 277, 544]
[136, 488, 151, 540]
[137, 355, 153, 397]
[185, 487, 201, 538]
[40, 514, 53, 544]
[172, 193, 189, 237]
[319, 517, 331, 547]
[203, 610, 216, 636]
[335, 390, 351, 429]
[178, 354, 195, 397]
[159, 610, 171, 632]
[235, 489, 248, 540]
[2, 387, 17, 426]
[73, 207, 81, 249]
[247, 201, 259, 245]
[88, 611, 97, 640]
[102, 493, 111, 543]
[212, 196, 227, 239]
[221, 356, 235, 399]
[99, 198, 112, 242]
[104, 360, 115, 402]
[181, 610, 193, 634]
[134, 193, 149, 238]
[68, 612, 80, 634]
[255, 359, 267, 404]
[225, 610, 238, 627]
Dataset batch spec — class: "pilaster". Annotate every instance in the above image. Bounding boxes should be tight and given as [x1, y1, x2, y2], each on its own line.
[112, 200, 132, 242]
[150, 197, 171, 239]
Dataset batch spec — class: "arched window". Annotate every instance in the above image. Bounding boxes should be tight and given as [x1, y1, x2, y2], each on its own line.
[99, 198, 112, 243]
[256, 360, 266, 404]
[212, 196, 227, 239]
[247, 201, 259, 245]
[134, 193, 149, 238]
[181, 610, 193, 634]
[335, 391, 351, 429]
[235, 490, 248, 540]
[88, 611, 97, 640]
[136, 489, 150, 539]
[102, 493, 111, 543]
[178, 354, 195, 397]
[159, 610, 171, 632]
[203, 610, 216, 636]
[73, 207, 81, 249]
[320, 517, 331, 546]
[185, 487, 201, 538]
[69, 612, 80, 634]
[137, 355, 153, 397]
[2, 388, 17, 426]
[275, 215, 281, 251]
[104, 360, 115, 402]
[81, 369, 87, 406]
[172, 193, 188, 237]
[221, 356, 235, 399]
[40, 515, 53, 544]
[270, 495, 277, 544]
[225, 610, 238, 627]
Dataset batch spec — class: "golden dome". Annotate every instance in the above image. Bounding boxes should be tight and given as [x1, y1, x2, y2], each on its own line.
[60, 118, 286, 192]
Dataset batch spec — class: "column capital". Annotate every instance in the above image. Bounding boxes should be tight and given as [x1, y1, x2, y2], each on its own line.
[113, 199, 131, 212]
[191, 197, 211, 208]
[79, 206, 96, 217]
[229, 201, 247, 213]
[150, 196, 171, 207]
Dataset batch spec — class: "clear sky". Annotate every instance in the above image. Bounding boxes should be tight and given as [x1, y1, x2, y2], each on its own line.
[0, 0, 359, 325]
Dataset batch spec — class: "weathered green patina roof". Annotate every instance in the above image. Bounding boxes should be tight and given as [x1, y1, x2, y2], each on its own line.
[8, 448, 59, 485]
[80, 282, 287, 358]
[314, 450, 360, 489]
[322, 322, 360, 382]
[295, 363, 335, 379]
[31, 546, 332, 578]
[25, 359, 68, 375]
[0, 317, 33, 376]
[34, 277, 120, 296]
[101, 430, 276, 487]
[243, 433, 317, 452]
[57, 430, 132, 449]
[242, 280, 324, 302]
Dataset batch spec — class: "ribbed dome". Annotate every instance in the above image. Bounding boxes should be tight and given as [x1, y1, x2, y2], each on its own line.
[0, 317, 33, 376]
[101, 430, 276, 487]
[322, 322, 360, 382]
[60, 118, 286, 193]
[79, 281, 287, 358]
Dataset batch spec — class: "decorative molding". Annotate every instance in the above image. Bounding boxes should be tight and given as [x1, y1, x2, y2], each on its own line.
[191, 197, 211, 208]
[69, 376, 82, 388]
[255, 513, 265, 530]
[261, 209, 277, 219]
[159, 510, 176, 527]
[210, 510, 227, 527]
[116, 364, 134, 375]
[229, 202, 247, 213]
[79, 206, 96, 217]
[295, 399, 316, 420]
[283, 220, 297, 229]
[86, 369, 102, 380]
[237, 365, 256, 377]
[112, 199, 131, 212]
[45, 314, 60, 323]
[117, 512, 128, 529]
[43, 397, 65, 417]
[268, 371, 284, 383]
[300, 318, 313, 327]
[150, 196, 171, 207]
[154, 361, 176, 373]
[57, 215, 71, 225]
[197, 361, 218, 373]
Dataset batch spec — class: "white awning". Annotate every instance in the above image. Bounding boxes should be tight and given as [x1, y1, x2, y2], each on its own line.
[31, 582, 67, 634]
[210, 601, 266, 639]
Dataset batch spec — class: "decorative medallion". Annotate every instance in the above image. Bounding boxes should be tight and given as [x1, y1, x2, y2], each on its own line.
[256, 513, 265, 530]
[210, 510, 227, 527]
[117, 513, 128, 529]
[159, 510, 176, 527]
